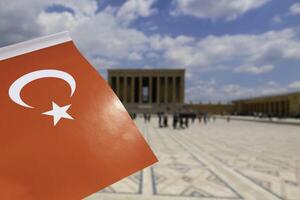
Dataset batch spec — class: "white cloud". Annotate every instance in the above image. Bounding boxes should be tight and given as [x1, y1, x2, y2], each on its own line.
[2, 0, 300, 75]
[171, 0, 271, 21]
[222, 84, 251, 97]
[0, 0, 98, 46]
[289, 81, 300, 90]
[0, 0, 43, 46]
[272, 15, 282, 24]
[71, 11, 149, 60]
[116, 0, 157, 24]
[267, 81, 278, 87]
[290, 2, 300, 15]
[37, 11, 77, 34]
[234, 64, 274, 74]
[0, 0, 153, 71]
[0, 0, 154, 55]
[0, 0, 156, 78]
[128, 52, 143, 61]
[91, 57, 119, 69]
[146, 52, 159, 59]
[186, 79, 288, 103]
[149, 28, 300, 73]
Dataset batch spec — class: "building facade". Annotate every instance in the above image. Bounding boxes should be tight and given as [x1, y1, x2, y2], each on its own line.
[185, 104, 233, 115]
[232, 92, 300, 117]
[108, 69, 185, 113]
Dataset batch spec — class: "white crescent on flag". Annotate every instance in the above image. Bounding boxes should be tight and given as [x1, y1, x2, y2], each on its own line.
[8, 69, 76, 108]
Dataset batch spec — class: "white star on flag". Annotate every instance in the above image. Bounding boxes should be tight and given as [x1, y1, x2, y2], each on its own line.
[43, 102, 74, 126]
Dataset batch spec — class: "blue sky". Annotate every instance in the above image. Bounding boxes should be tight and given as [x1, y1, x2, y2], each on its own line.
[0, 0, 300, 103]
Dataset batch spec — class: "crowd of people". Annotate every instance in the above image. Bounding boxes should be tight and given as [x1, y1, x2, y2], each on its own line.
[151, 112, 227, 129]
[132, 111, 231, 129]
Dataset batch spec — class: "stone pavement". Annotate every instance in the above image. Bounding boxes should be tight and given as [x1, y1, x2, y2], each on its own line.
[86, 117, 300, 200]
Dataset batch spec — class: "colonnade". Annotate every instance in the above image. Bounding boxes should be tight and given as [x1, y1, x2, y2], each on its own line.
[109, 75, 184, 104]
[243, 100, 290, 116]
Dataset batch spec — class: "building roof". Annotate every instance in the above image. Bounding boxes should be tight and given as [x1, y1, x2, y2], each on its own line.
[232, 91, 300, 102]
[107, 68, 185, 76]
[107, 68, 185, 72]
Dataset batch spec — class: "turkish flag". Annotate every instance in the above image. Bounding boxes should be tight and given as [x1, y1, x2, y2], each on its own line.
[0, 33, 157, 199]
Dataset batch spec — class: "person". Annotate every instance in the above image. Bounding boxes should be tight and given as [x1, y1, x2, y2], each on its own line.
[185, 116, 189, 128]
[163, 114, 168, 127]
[198, 114, 202, 123]
[226, 115, 230, 123]
[268, 112, 273, 121]
[191, 112, 196, 123]
[203, 113, 207, 124]
[173, 112, 178, 129]
[147, 114, 151, 122]
[179, 113, 184, 128]
[130, 113, 137, 120]
[158, 112, 162, 127]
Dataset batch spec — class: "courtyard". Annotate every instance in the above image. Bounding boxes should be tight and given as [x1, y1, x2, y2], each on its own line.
[87, 117, 300, 200]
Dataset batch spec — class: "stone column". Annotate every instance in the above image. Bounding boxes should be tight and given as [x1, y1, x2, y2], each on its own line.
[131, 77, 135, 103]
[156, 76, 160, 104]
[271, 102, 274, 114]
[139, 77, 143, 103]
[180, 76, 184, 103]
[259, 103, 262, 113]
[124, 76, 127, 103]
[259, 103, 261, 113]
[279, 101, 283, 116]
[164, 76, 168, 103]
[149, 77, 152, 104]
[276, 101, 279, 116]
[121, 76, 125, 102]
[172, 76, 176, 103]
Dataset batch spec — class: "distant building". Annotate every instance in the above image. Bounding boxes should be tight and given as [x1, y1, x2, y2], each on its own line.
[232, 92, 300, 117]
[185, 103, 233, 115]
[108, 69, 185, 113]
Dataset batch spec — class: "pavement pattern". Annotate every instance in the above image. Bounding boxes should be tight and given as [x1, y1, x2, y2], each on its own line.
[86, 117, 300, 200]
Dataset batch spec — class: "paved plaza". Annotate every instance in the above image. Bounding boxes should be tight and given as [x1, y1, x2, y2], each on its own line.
[86, 117, 300, 200]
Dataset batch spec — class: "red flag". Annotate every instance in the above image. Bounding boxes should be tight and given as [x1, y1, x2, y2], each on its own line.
[0, 32, 157, 199]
